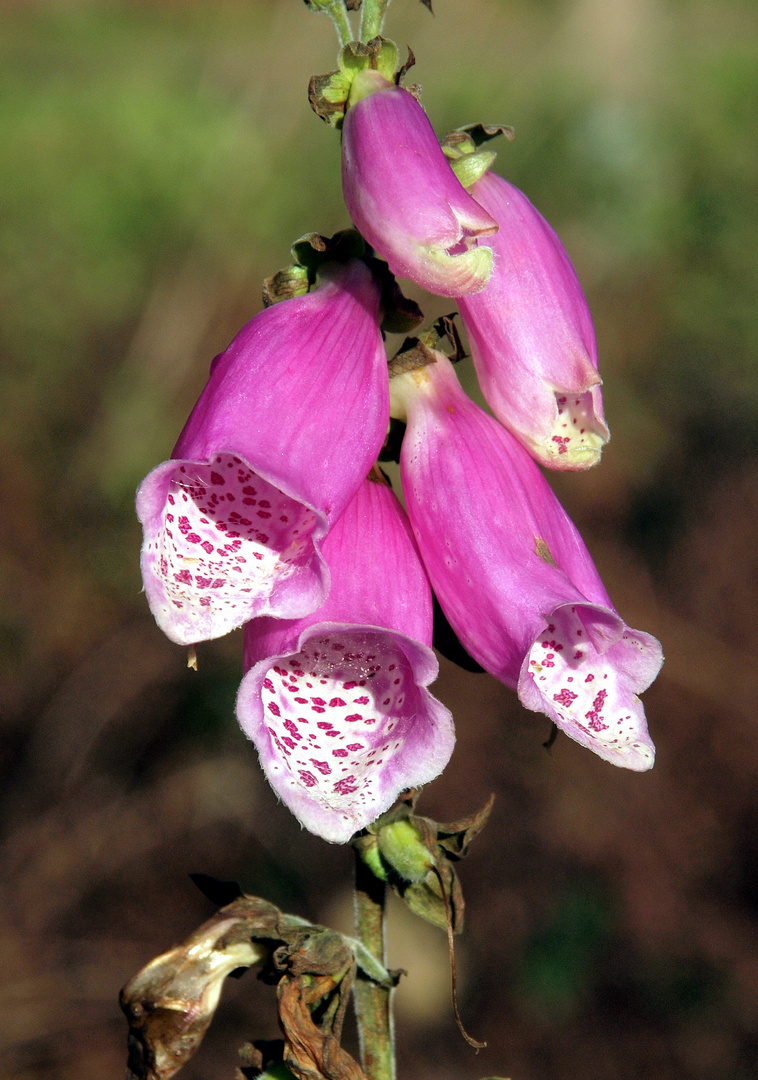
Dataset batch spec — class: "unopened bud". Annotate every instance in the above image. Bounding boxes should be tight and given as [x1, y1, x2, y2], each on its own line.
[377, 818, 434, 883]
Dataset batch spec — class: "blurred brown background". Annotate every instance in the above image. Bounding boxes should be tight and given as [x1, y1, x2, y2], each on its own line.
[1, 1, 757, 1078]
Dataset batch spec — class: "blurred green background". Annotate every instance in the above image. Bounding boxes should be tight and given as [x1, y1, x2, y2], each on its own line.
[2, 1, 758, 1078]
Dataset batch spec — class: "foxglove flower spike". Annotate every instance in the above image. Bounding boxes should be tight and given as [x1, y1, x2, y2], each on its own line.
[237, 476, 455, 843]
[137, 259, 389, 646]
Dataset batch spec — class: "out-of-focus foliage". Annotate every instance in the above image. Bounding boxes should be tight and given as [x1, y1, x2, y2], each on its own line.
[2, 2, 758, 1079]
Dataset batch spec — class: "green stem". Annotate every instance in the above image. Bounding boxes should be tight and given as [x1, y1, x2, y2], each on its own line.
[322, 0, 353, 48]
[359, 0, 392, 42]
[353, 852, 395, 1080]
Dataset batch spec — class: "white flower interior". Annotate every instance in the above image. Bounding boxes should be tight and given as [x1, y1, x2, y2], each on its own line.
[147, 453, 317, 635]
[527, 605, 654, 768]
[261, 631, 421, 813]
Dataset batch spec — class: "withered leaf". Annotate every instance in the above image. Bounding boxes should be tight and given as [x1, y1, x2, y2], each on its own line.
[437, 793, 495, 859]
[278, 973, 366, 1080]
[121, 897, 277, 1080]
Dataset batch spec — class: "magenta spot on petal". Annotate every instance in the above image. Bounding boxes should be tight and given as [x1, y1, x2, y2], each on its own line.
[258, 631, 423, 808]
[333, 777, 358, 795]
[155, 455, 319, 635]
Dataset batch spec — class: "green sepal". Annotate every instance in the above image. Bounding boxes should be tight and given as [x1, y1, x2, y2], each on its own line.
[353, 833, 389, 881]
[262, 265, 310, 308]
[440, 123, 515, 188]
[308, 36, 399, 127]
[377, 818, 435, 883]
[352, 789, 494, 936]
[339, 37, 399, 83]
[308, 69, 354, 127]
[445, 122, 516, 149]
[398, 859, 464, 933]
[262, 230, 367, 306]
[449, 149, 497, 189]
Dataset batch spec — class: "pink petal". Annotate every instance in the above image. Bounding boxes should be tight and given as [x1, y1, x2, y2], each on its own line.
[137, 260, 388, 645]
[391, 352, 661, 770]
[459, 171, 609, 469]
[237, 479, 455, 842]
[342, 74, 497, 297]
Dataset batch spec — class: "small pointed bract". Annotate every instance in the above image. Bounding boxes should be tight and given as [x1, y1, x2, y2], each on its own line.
[342, 71, 497, 297]
[237, 477, 455, 843]
[137, 260, 388, 646]
[458, 171, 609, 469]
[391, 352, 662, 770]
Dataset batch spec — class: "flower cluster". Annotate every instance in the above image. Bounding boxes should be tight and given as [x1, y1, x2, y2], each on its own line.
[136, 48, 662, 843]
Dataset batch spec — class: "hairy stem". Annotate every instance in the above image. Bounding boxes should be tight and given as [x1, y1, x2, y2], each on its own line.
[359, 0, 392, 42]
[353, 852, 395, 1080]
[322, 0, 354, 47]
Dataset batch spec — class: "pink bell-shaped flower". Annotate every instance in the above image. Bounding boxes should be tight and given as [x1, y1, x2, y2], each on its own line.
[137, 260, 389, 646]
[342, 71, 498, 297]
[390, 351, 662, 771]
[237, 475, 455, 843]
[458, 171, 609, 469]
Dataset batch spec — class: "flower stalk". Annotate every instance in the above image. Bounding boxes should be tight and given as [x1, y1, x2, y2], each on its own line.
[359, 0, 391, 42]
[353, 850, 395, 1080]
[308, 0, 354, 48]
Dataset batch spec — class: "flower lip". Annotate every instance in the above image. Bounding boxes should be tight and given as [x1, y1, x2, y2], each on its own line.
[518, 601, 662, 772]
[137, 452, 329, 646]
[237, 621, 454, 844]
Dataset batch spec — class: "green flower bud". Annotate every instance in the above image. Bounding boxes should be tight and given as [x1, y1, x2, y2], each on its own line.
[377, 818, 434, 883]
